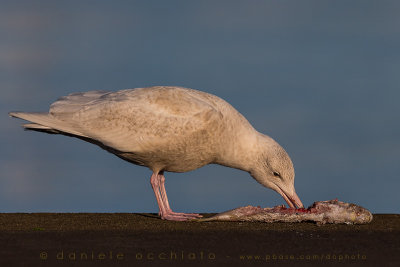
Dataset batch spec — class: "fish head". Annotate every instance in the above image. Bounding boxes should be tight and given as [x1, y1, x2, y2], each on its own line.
[312, 199, 373, 224]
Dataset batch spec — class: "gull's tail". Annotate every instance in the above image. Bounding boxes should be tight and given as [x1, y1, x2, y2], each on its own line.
[9, 112, 86, 137]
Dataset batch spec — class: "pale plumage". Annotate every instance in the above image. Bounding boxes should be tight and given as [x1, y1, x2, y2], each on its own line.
[10, 86, 303, 221]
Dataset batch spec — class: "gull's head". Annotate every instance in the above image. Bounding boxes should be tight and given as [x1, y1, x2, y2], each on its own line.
[250, 134, 303, 209]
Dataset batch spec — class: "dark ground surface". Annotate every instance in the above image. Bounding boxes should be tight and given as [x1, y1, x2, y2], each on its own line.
[0, 213, 399, 267]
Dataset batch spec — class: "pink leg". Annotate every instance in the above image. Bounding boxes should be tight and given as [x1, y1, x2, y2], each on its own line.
[150, 172, 202, 221]
[158, 172, 201, 218]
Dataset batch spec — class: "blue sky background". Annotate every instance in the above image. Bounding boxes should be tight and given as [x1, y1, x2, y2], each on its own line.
[1, 1, 399, 213]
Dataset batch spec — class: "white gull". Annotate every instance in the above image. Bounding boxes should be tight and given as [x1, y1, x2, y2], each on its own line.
[9, 86, 303, 221]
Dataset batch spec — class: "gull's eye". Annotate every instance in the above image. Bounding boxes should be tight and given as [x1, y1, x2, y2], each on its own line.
[273, 171, 281, 178]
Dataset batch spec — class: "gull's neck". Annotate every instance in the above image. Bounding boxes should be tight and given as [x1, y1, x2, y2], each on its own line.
[214, 128, 263, 172]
